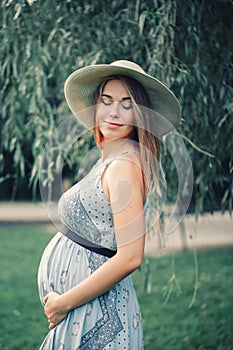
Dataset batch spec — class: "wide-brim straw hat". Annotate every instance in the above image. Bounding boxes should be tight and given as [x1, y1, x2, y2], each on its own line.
[64, 60, 181, 135]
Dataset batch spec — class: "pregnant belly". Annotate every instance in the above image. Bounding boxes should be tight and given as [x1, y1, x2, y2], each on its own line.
[37, 232, 108, 305]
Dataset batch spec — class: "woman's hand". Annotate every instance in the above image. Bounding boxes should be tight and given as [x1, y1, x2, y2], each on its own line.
[44, 292, 68, 329]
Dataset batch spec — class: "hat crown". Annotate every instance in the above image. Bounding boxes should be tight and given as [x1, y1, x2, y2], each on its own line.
[110, 60, 146, 75]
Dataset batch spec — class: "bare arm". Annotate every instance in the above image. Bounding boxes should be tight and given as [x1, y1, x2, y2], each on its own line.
[44, 157, 146, 329]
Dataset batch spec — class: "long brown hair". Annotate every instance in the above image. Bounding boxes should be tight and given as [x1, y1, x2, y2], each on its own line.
[93, 75, 160, 194]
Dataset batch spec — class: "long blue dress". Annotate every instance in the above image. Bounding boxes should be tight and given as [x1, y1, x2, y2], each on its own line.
[38, 153, 144, 349]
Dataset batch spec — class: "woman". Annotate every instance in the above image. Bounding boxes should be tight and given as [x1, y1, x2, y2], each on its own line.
[38, 60, 181, 349]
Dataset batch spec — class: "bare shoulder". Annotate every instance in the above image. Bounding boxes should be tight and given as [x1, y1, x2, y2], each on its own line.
[104, 153, 144, 197]
[109, 153, 142, 178]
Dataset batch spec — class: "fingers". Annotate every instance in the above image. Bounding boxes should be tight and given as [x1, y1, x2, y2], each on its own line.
[47, 317, 56, 329]
[43, 295, 56, 329]
[49, 322, 55, 330]
[44, 294, 49, 302]
[48, 320, 55, 329]
[44, 291, 56, 302]
[43, 292, 66, 330]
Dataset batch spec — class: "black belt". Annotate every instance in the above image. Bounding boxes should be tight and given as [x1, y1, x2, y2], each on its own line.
[61, 225, 117, 258]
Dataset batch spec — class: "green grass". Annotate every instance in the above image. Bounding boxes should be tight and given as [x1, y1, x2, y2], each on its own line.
[0, 225, 232, 350]
[0, 225, 50, 350]
[135, 249, 233, 350]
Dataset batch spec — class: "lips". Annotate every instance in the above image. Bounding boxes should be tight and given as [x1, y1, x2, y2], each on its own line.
[103, 121, 123, 127]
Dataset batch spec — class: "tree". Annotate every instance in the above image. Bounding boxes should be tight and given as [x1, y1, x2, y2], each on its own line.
[0, 0, 232, 215]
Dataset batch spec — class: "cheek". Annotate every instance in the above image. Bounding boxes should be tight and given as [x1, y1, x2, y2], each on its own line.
[126, 124, 135, 135]
[124, 110, 135, 126]
[95, 106, 105, 125]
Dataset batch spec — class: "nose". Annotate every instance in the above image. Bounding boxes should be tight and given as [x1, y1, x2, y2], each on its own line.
[109, 102, 120, 118]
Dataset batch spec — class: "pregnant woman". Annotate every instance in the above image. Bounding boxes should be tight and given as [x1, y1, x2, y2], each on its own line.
[38, 60, 181, 349]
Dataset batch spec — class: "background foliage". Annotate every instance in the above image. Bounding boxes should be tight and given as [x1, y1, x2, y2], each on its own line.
[0, 0, 232, 214]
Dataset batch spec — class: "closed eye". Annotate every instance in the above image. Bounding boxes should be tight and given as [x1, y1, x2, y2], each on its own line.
[101, 96, 112, 106]
[100, 94, 132, 109]
[121, 100, 132, 110]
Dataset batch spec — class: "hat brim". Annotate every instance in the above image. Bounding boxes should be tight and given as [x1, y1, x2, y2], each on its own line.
[64, 63, 181, 134]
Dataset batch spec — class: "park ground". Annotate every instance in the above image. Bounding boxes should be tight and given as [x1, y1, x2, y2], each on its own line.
[0, 202, 232, 349]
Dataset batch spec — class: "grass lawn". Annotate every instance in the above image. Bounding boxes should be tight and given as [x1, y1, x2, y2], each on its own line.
[0, 224, 232, 350]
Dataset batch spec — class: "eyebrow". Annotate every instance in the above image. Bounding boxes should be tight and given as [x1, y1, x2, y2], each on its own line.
[101, 93, 132, 101]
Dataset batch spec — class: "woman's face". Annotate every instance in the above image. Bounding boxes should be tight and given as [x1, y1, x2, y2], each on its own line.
[95, 79, 135, 142]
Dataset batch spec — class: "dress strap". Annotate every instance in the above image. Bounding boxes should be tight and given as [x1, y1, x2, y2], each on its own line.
[117, 150, 140, 157]
[99, 149, 141, 177]
[103, 149, 140, 166]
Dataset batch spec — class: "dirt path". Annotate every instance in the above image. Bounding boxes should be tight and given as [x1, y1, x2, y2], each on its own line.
[0, 202, 232, 253]
[145, 211, 233, 254]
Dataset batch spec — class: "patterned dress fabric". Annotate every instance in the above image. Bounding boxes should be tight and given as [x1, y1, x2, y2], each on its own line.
[38, 152, 144, 349]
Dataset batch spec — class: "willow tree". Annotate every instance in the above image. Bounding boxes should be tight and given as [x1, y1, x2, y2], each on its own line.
[0, 0, 232, 215]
